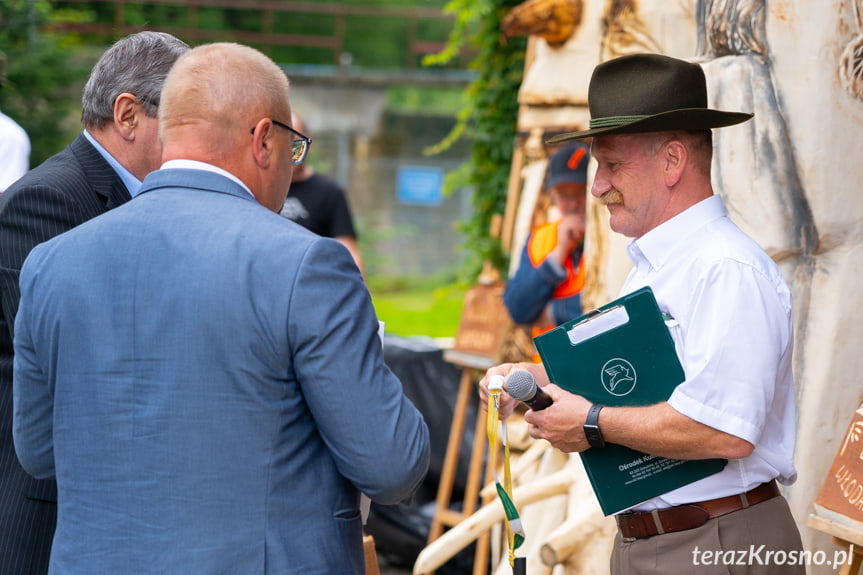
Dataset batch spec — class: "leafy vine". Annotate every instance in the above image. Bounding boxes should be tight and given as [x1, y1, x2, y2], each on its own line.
[424, 0, 526, 282]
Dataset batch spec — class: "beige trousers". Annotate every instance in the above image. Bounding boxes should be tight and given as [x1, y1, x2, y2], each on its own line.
[610, 496, 805, 575]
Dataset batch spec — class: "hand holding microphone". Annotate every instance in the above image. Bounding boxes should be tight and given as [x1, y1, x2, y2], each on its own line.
[505, 370, 553, 411]
[499, 369, 601, 452]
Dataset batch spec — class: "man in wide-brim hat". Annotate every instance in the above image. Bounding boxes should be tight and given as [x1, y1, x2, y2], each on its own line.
[481, 53, 804, 574]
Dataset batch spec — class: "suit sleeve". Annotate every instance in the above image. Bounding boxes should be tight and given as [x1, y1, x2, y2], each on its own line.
[287, 238, 429, 503]
[0, 182, 90, 340]
[11, 246, 55, 479]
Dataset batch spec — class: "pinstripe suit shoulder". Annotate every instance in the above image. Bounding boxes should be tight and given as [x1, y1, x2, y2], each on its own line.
[0, 133, 131, 575]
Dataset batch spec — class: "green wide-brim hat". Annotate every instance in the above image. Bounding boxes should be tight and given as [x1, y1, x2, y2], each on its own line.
[547, 53, 753, 143]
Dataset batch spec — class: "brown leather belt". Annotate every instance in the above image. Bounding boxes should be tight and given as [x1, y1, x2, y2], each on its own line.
[615, 480, 780, 541]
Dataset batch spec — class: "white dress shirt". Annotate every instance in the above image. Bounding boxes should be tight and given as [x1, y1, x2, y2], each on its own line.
[622, 194, 798, 510]
[0, 108, 30, 192]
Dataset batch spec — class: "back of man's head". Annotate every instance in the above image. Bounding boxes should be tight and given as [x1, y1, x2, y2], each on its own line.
[160, 43, 290, 159]
[160, 43, 293, 212]
[81, 31, 189, 131]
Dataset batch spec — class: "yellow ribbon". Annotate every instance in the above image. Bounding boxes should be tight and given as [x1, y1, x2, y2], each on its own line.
[487, 375, 525, 567]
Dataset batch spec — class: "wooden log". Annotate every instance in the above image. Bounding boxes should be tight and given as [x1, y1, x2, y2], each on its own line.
[501, 144, 526, 254]
[413, 469, 575, 575]
[480, 439, 551, 499]
[540, 455, 614, 568]
[364, 534, 380, 575]
[521, 449, 569, 575]
[540, 515, 600, 566]
[491, 446, 569, 575]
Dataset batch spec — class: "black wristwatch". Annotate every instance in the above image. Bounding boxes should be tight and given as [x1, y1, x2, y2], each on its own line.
[583, 403, 606, 449]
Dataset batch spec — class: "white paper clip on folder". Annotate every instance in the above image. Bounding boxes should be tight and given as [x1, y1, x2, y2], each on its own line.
[566, 306, 630, 346]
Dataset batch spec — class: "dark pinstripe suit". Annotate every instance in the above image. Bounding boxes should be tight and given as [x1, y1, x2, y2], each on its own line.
[0, 133, 131, 574]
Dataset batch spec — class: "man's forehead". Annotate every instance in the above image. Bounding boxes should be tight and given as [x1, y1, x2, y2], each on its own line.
[591, 133, 645, 156]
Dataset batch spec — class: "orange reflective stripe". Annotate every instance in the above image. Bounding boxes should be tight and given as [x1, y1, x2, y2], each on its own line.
[525, 220, 585, 363]
[530, 325, 550, 363]
[526, 221, 585, 298]
[532, 324, 552, 340]
[554, 254, 585, 298]
[527, 221, 559, 268]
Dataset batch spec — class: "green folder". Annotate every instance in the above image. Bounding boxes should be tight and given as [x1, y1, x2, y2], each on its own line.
[534, 286, 726, 515]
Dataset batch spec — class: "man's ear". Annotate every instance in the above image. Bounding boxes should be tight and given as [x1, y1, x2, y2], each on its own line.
[113, 92, 141, 141]
[663, 139, 686, 188]
[250, 118, 275, 168]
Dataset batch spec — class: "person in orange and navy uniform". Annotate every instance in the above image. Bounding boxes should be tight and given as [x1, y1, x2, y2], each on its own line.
[503, 141, 590, 360]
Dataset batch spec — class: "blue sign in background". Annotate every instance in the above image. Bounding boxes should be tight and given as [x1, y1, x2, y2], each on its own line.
[396, 166, 444, 206]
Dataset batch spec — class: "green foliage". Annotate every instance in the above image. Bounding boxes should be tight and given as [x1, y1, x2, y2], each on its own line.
[68, 0, 454, 68]
[385, 85, 464, 115]
[422, 0, 526, 282]
[6, 0, 517, 286]
[120, 3, 190, 29]
[0, 1, 89, 166]
[346, 16, 415, 68]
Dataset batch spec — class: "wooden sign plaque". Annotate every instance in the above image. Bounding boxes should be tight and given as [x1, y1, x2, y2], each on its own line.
[815, 407, 863, 526]
[446, 282, 532, 370]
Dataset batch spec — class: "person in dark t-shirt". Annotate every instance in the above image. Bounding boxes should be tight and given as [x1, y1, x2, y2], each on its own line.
[280, 112, 364, 275]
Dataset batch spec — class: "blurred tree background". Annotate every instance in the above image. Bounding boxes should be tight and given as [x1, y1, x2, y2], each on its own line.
[0, 0, 88, 166]
[0, 0, 525, 338]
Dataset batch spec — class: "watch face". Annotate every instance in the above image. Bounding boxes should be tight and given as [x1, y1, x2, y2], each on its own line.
[584, 417, 605, 448]
[584, 404, 605, 448]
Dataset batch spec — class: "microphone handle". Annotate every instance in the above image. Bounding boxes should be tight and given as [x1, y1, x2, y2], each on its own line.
[524, 388, 553, 411]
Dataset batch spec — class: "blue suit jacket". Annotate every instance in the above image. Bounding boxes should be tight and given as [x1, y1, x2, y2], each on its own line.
[13, 168, 430, 574]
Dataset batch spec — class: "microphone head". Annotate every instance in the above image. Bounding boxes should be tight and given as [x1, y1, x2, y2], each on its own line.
[506, 370, 537, 401]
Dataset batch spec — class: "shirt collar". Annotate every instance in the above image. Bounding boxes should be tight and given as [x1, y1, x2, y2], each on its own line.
[159, 159, 255, 198]
[627, 194, 727, 272]
[82, 130, 144, 197]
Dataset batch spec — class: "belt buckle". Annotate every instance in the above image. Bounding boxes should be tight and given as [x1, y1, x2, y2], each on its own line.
[616, 512, 638, 543]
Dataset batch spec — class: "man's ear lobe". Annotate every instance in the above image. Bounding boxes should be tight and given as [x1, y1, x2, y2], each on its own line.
[664, 140, 686, 187]
[113, 93, 140, 139]
[250, 119, 274, 168]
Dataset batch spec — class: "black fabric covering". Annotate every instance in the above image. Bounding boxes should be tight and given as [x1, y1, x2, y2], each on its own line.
[365, 335, 483, 573]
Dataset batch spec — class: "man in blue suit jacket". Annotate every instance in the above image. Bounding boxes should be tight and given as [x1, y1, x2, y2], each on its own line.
[0, 31, 189, 574]
[13, 42, 430, 574]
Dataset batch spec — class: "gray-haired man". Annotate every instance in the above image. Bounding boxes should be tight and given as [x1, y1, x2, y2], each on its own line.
[0, 31, 189, 574]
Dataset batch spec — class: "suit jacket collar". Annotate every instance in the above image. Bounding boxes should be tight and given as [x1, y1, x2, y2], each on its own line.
[138, 167, 261, 205]
[68, 133, 132, 210]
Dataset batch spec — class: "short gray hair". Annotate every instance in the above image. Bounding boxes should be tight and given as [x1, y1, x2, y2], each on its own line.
[647, 130, 714, 177]
[81, 31, 189, 129]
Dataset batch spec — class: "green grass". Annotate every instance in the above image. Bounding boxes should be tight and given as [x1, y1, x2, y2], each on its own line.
[369, 276, 466, 338]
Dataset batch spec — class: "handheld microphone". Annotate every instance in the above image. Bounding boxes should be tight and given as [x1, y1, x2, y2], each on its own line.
[506, 370, 553, 411]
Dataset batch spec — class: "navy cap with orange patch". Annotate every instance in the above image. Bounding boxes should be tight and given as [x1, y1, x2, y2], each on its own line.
[544, 141, 589, 191]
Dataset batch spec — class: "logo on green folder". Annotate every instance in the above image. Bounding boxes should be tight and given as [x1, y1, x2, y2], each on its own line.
[601, 358, 636, 396]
